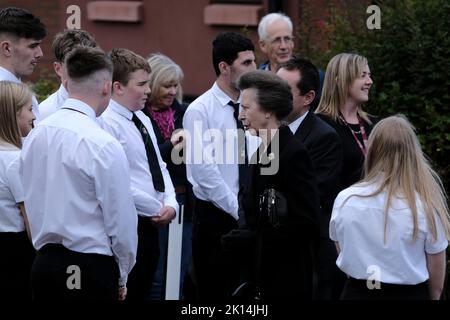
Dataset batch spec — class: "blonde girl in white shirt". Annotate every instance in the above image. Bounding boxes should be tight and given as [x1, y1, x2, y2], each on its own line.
[0, 81, 35, 300]
[330, 115, 450, 300]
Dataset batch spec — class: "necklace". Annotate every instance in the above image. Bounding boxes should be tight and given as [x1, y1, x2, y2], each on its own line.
[338, 112, 368, 156]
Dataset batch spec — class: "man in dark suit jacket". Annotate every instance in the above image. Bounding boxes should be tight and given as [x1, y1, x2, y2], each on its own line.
[277, 57, 345, 299]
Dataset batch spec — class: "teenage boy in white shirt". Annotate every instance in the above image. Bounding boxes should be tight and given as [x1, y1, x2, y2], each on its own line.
[100, 48, 178, 300]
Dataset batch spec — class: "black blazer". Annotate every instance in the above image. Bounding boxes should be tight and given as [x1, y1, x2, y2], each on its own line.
[316, 113, 377, 193]
[293, 111, 342, 237]
[144, 100, 194, 218]
[241, 125, 320, 299]
[144, 100, 187, 188]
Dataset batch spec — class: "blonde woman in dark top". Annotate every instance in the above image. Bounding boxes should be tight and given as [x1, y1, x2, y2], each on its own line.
[316, 53, 376, 191]
[143, 53, 192, 299]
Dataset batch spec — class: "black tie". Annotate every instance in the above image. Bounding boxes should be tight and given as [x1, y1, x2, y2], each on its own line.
[131, 113, 165, 192]
[228, 100, 248, 187]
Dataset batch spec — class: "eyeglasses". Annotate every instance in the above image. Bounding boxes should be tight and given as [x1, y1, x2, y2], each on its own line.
[269, 36, 294, 46]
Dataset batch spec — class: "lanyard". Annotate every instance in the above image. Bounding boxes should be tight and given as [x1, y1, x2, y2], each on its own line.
[339, 112, 368, 156]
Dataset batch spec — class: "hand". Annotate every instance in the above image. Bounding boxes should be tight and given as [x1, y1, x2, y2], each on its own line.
[118, 286, 127, 301]
[171, 129, 185, 150]
[151, 206, 176, 227]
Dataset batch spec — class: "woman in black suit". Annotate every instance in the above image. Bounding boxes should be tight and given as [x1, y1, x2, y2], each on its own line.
[315, 53, 377, 192]
[233, 70, 321, 300]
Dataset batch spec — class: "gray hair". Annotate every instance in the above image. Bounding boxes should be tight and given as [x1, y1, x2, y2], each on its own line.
[258, 12, 293, 41]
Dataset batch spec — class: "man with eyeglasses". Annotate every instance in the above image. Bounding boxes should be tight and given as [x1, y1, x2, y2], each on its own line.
[257, 12, 294, 74]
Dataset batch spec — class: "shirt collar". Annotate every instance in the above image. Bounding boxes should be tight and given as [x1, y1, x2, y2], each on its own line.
[62, 98, 97, 120]
[0, 66, 21, 83]
[109, 99, 134, 120]
[288, 111, 308, 134]
[58, 84, 69, 99]
[211, 82, 241, 107]
[0, 141, 19, 151]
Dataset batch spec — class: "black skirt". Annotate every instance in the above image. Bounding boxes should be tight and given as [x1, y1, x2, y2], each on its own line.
[0, 231, 35, 300]
[341, 277, 430, 300]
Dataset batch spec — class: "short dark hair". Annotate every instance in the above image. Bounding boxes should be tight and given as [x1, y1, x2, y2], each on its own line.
[280, 57, 320, 96]
[53, 29, 97, 62]
[65, 47, 112, 80]
[212, 32, 254, 76]
[0, 7, 46, 40]
[108, 48, 151, 85]
[238, 70, 292, 120]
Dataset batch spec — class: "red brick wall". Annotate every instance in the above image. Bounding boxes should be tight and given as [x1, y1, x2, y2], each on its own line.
[1, 0, 367, 96]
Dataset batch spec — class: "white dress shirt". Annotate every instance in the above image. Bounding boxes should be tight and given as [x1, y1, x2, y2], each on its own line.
[20, 98, 138, 286]
[0, 143, 25, 232]
[330, 181, 448, 285]
[0, 66, 40, 122]
[288, 111, 309, 134]
[38, 84, 68, 120]
[183, 82, 242, 220]
[99, 99, 178, 217]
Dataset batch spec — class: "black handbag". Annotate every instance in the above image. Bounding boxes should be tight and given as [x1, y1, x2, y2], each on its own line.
[259, 188, 288, 227]
[231, 188, 287, 301]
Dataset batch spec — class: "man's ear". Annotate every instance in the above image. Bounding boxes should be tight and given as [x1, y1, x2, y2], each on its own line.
[259, 39, 268, 54]
[218, 61, 229, 76]
[303, 90, 316, 108]
[53, 62, 63, 78]
[0, 40, 13, 57]
[112, 81, 123, 95]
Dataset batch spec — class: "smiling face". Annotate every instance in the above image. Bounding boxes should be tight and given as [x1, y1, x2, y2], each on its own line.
[115, 69, 151, 112]
[152, 80, 179, 110]
[16, 99, 35, 137]
[259, 20, 294, 70]
[348, 64, 373, 105]
[9, 37, 43, 77]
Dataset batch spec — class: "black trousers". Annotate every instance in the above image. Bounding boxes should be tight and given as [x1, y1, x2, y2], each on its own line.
[126, 216, 159, 300]
[31, 243, 119, 300]
[341, 277, 430, 300]
[0, 231, 35, 300]
[191, 198, 239, 301]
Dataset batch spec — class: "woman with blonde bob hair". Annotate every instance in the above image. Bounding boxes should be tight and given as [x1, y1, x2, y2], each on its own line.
[330, 115, 450, 300]
[0, 81, 36, 300]
[316, 53, 376, 192]
[142, 53, 193, 299]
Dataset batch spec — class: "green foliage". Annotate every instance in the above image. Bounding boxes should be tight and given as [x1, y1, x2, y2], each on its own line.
[298, 0, 450, 193]
[28, 68, 59, 103]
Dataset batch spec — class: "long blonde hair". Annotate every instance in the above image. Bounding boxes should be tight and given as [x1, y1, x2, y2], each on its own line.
[147, 53, 184, 104]
[315, 53, 371, 124]
[0, 81, 33, 149]
[353, 115, 450, 243]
